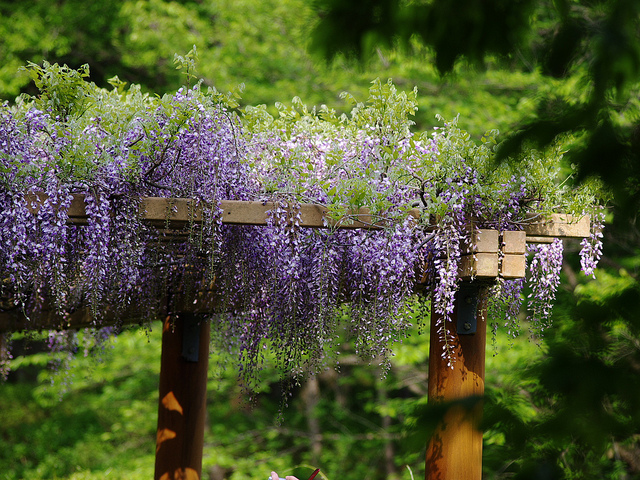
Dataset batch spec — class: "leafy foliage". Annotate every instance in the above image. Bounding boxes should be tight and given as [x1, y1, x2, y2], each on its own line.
[0, 1, 636, 479]
[0, 0, 564, 142]
[1, 313, 555, 480]
[310, 2, 640, 476]
[312, 0, 640, 216]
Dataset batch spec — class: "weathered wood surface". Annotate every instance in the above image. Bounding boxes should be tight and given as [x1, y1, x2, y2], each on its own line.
[155, 314, 210, 480]
[426, 287, 487, 480]
[459, 229, 527, 280]
[25, 194, 590, 237]
[523, 212, 590, 239]
[25, 194, 397, 229]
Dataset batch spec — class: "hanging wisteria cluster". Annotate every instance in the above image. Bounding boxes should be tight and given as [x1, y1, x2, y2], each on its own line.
[0, 64, 605, 384]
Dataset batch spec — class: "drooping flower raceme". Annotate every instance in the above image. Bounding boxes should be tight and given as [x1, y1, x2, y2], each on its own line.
[527, 238, 564, 334]
[580, 209, 605, 278]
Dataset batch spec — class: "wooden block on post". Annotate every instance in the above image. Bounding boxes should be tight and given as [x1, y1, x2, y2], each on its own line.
[465, 229, 499, 254]
[501, 231, 526, 254]
[500, 254, 526, 279]
[460, 253, 499, 279]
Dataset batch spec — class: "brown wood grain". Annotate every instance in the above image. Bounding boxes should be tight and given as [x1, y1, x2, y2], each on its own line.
[24, 194, 590, 236]
[155, 314, 210, 480]
[426, 288, 487, 480]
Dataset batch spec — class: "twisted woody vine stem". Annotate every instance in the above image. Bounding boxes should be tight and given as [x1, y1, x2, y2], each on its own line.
[0, 63, 604, 385]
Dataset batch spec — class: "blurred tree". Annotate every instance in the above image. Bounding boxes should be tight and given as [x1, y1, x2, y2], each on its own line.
[312, 0, 640, 214]
[0, 0, 565, 138]
[0, 0, 221, 96]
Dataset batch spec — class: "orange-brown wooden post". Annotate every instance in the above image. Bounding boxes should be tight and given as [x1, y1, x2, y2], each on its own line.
[155, 313, 210, 480]
[426, 284, 487, 480]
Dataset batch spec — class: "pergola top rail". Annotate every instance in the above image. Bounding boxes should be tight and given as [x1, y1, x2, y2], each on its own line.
[142, 197, 385, 229]
[26, 193, 591, 239]
[521, 212, 591, 239]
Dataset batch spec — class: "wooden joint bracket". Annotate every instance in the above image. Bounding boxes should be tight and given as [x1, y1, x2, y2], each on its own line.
[181, 314, 203, 363]
[456, 284, 481, 335]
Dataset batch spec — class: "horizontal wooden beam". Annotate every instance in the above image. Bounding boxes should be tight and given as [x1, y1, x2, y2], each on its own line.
[26, 194, 403, 230]
[0, 306, 154, 332]
[143, 197, 405, 229]
[26, 194, 589, 238]
[0, 289, 216, 333]
[523, 213, 590, 239]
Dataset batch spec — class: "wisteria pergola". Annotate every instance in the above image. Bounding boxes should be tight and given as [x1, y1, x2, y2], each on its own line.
[0, 194, 590, 480]
[1, 65, 605, 480]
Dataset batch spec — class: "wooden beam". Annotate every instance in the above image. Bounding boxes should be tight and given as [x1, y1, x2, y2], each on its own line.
[459, 253, 499, 279]
[24, 194, 590, 235]
[26, 194, 394, 229]
[0, 305, 158, 332]
[523, 213, 590, 238]
[502, 230, 526, 254]
[464, 229, 499, 254]
[0, 288, 216, 333]
[27, 194, 590, 237]
[140, 198, 422, 229]
[501, 255, 526, 279]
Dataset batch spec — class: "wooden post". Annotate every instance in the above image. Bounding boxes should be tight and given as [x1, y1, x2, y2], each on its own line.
[426, 284, 487, 480]
[155, 313, 210, 480]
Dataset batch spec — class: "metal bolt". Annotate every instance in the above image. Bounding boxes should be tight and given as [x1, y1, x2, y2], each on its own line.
[464, 322, 472, 331]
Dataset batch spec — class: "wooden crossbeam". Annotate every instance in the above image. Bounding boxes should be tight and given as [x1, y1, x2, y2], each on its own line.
[26, 194, 393, 229]
[523, 212, 590, 240]
[26, 194, 590, 238]
[0, 306, 155, 333]
[0, 289, 216, 333]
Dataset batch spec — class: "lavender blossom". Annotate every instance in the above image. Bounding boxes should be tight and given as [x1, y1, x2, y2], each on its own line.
[580, 210, 604, 278]
[527, 238, 564, 334]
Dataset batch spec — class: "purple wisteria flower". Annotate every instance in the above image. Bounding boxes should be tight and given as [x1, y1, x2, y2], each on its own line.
[580, 209, 604, 278]
[527, 238, 564, 334]
[0, 72, 606, 383]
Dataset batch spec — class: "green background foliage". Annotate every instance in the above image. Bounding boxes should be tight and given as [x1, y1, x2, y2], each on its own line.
[0, 0, 552, 138]
[1, 320, 550, 480]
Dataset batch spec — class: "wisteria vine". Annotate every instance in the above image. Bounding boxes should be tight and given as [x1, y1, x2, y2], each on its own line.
[0, 64, 605, 385]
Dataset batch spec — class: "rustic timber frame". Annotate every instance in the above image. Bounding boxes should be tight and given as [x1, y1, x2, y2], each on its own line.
[0, 196, 591, 480]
